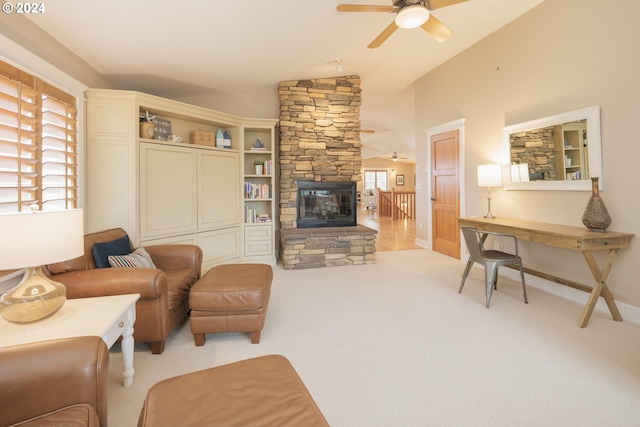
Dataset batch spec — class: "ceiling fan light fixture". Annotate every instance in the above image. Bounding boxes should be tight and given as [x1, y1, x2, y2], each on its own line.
[395, 5, 430, 29]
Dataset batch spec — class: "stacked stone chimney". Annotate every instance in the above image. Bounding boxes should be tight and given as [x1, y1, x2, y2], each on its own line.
[278, 76, 362, 230]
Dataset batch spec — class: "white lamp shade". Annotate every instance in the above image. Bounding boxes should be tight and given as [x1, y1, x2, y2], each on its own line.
[0, 209, 84, 269]
[395, 5, 430, 29]
[477, 164, 502, 187]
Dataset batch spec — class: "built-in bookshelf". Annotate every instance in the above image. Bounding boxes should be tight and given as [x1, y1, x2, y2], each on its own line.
[242, 119, 278, 263]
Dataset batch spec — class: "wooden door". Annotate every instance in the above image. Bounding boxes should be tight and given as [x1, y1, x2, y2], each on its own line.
[431, 130, 460, 259]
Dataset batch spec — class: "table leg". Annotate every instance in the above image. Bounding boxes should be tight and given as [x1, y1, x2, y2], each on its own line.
[121, 306, 136, 387]
[578, 249, 622, 328]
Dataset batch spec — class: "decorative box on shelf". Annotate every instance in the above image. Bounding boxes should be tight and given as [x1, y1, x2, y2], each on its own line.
[190, 130, 215, 146]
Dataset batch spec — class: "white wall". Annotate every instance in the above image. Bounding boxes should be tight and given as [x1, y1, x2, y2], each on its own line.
[414, 0, 640, 307]
[0, 15, 112, 89]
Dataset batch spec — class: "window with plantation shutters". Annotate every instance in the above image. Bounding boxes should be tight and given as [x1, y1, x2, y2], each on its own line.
[0, 60, 77, 213]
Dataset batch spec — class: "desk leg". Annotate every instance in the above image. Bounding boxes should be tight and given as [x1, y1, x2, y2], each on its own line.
[121, 306, 136, 387]
[578, 249, 622, 328]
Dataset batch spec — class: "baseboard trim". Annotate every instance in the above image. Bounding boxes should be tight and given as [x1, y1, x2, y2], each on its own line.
[414, 238, 430, 249]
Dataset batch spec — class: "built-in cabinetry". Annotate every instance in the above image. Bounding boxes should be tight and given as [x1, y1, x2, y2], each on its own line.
[85, 89, 277, 269]
[242, 121, 277, 263]
[556, 121, 588, 181]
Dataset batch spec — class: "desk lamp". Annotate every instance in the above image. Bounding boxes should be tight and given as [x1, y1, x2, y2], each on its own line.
[477, 164, 502, 219]
[0, 207, 83, 323]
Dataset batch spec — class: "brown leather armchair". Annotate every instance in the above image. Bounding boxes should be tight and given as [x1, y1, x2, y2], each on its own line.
[0, 336, 108, 427]
[45, 228, 203, 354]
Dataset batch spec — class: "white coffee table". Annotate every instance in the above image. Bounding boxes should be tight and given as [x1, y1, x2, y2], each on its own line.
[0, 293, 140, 387]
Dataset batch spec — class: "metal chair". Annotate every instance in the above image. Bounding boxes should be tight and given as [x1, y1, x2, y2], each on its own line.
[459, 226, 528, 308]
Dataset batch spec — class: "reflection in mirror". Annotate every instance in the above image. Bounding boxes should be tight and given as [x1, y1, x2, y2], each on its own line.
[510, 119, 588, 181]
[503, 106, 602, 191]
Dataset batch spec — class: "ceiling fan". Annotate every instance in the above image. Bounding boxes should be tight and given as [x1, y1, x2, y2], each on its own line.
[336, 0, 468, 48]
[390, 152, 408, 161]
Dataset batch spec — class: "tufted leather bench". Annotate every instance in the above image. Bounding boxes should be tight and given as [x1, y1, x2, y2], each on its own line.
[137, 355, 328, 427]
[189, 263, 272, 346]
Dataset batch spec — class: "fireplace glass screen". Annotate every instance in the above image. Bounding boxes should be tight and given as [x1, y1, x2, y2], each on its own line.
[296, 181, 357, 228]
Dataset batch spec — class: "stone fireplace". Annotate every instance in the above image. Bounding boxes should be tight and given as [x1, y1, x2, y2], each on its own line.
[278, 76, 376, 269]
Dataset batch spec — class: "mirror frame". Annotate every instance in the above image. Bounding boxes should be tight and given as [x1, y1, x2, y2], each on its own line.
[502, 105, 602, 191]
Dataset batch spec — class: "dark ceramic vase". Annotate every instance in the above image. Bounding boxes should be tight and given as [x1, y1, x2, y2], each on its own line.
[582, 177, 611, 232]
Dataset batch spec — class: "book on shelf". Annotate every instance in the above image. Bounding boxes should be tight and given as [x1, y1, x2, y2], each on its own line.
[256, 214, 272, 223]
[244, 182, 272, 199]
[263, 159, 272, 176]
[244, 207, 272, 223]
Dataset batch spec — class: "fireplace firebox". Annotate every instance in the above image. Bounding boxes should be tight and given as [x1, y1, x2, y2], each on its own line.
[296, 181, 357, 228]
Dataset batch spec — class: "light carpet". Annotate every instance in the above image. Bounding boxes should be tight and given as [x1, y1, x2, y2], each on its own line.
[108, 249, 640, 426]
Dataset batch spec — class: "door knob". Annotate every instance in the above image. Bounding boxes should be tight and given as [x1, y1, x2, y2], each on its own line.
[430, 197, 436, 201]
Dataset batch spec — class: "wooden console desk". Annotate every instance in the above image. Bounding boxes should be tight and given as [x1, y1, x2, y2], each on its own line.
[458, 216, 634, 327]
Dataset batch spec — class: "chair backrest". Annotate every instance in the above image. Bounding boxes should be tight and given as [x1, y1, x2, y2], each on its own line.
[460, 227, 483, 263]
[45, 228, 132, 274]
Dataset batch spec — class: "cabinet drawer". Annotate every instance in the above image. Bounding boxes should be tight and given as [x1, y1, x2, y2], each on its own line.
[244, 239, 273, 256]
[244, 225, 273, 241]
[102, 307, 134, 348]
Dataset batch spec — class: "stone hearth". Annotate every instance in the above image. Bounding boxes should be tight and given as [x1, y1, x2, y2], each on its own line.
[280, 226, 376, 270]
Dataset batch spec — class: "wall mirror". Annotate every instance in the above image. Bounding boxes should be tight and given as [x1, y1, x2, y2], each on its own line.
[502, 105, 602, 191]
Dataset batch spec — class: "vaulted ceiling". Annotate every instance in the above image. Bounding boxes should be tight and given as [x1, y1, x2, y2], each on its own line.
[26, 0, 544, 161]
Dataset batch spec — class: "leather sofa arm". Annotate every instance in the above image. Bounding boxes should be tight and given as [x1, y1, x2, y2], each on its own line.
[145, 244, 202, 276]
[53, 268, 167, 300]
[0, 336, 109, 427]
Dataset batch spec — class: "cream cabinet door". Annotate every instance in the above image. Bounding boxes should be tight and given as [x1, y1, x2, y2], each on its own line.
[140, 143, 197, 239]
[198, 150, 240, 229]
[199, 226, 241, 271]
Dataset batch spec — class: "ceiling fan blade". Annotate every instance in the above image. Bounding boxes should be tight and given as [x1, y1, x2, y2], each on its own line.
[336, 4, 395, 13]
[427, 0, 468, 9]
[421, 15, 453, 42]
[368, 21, 399, 49]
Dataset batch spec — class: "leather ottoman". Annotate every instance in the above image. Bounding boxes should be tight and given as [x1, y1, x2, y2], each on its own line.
[137, 355, 329, 427]
[189, 263, 272, 346]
